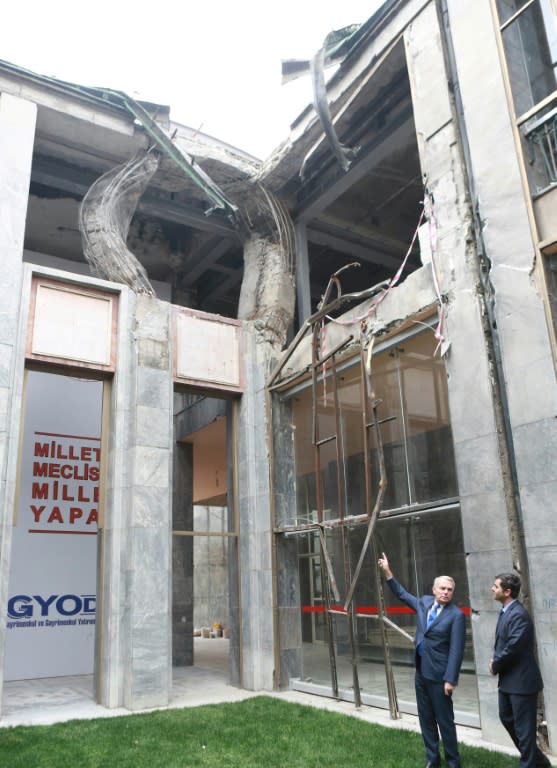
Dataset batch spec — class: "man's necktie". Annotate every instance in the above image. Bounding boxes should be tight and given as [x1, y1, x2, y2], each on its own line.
[427, 603, 439, 628]
[417, 603, 439, 657]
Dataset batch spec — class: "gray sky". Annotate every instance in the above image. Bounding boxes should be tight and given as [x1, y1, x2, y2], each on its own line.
[2, 0, 381, 158]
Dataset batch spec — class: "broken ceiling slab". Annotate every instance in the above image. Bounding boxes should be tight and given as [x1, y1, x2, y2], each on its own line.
[95, 90, 240, 225]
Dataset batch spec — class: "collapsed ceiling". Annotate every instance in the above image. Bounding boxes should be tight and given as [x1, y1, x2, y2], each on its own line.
[11, 27, 423, 322]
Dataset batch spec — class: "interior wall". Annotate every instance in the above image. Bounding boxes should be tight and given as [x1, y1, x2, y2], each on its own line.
[23, 249, 172, 301]
[192, 506, 229, 632]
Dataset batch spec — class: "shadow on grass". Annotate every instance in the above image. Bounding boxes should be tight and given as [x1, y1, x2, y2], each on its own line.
[0, 696, 515, 768]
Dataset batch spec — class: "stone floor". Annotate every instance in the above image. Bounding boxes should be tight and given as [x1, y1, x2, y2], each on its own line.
[1, 638, 252, 727]
[1, 638, 554, 765]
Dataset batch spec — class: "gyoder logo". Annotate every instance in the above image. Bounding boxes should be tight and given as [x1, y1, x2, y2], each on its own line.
[8, 594, 96, 619]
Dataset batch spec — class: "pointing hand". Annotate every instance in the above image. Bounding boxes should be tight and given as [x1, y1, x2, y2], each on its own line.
[377, 552, 393, 579]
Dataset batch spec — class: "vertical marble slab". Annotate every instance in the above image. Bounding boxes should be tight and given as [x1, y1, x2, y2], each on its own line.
[0, 94, 37, 714]
[405, 4, 514, 745]
[99, 293, 173, 711]
[236, 328, 276, 690]
[445, 0, 557, 749]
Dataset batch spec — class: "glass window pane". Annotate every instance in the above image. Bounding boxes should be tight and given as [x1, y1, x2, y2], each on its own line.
[293, 508, 478, 715]
[338, 366, 365, 518]
[287, 331, 459, 523]
[375, 508, 476, 673]
[278, 331, 473, 718]
[399, 334, 458, 504]
[374, 509, 476, 712]
[521, 103, 557, 191]
[315, 376, 340, 519]
[497, 0, 534, 25]
[292, 387, 317, 525]
[370, 350, 410, 510]
[543, 250, 557, 334]
[298, 529, 337, 685]
[293, 370, 357, 523]
[501, 1, 557, 115]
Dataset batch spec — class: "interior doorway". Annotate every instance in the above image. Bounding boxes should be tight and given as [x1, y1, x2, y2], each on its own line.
[172, 392, 238, 683]
[3, 383, 239, 717]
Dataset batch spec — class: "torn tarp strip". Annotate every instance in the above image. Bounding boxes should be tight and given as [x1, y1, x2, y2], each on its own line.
[281, 24, 361, 84]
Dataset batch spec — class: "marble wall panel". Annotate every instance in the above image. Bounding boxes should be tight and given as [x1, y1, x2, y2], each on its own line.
[136, 405, 171, 449]
[137, 367, 169, 409]
[465, 550, 514, 614]
[460, 492, 512, 554]
[513, 419, 557, 488]
[133, 446, 170, 489]
[131, 487, 168, 528]
[453, 434, 505, 498]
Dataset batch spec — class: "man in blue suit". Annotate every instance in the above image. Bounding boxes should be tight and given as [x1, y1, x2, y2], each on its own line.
[378, 552, 465, 768]
[489, 572, 549, 768]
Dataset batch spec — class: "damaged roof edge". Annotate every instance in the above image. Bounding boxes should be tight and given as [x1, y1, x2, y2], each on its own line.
[0, 58, 241, 227]
[338, 0, 406, 64]
[0, 58, 132, 118]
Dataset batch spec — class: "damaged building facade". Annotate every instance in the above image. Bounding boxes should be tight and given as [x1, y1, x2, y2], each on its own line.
[0, 0, 556, 756]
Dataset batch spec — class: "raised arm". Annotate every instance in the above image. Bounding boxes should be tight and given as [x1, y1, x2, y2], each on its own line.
[377, 552, 419, 611]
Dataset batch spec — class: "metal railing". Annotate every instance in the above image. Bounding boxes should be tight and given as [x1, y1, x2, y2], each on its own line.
[525, 105, 557, 190]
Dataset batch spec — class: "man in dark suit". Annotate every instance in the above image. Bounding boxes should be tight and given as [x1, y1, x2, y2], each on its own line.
[378, 552, 465, 768]
[489, 572, 549, 768]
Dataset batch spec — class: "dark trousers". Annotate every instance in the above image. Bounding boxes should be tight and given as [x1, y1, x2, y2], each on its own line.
[415, 667, 460, 766]
[498, 690, 545, 768]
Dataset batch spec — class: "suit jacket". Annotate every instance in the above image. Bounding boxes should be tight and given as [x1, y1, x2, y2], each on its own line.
[491, 599, 543, 695]
[386, 577, 466, 685]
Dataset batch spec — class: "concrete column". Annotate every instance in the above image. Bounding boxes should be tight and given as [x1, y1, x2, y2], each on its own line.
[236, 233, 295, 690]
[446, 1, 557, 749]
[405, 4, 513, 745]
[98, 293, 173, 710]
[0, 93, 36, 711]
[238, 236, 295, 348]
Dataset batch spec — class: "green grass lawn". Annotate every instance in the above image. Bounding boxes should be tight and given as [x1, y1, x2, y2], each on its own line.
[0, 696, 513, 768]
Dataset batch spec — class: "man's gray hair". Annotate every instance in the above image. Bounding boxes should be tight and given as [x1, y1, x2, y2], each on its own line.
[434, 575, 455, 588]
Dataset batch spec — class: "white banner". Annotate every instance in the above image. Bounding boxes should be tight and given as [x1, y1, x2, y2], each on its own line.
[5, 371, 102, 680]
